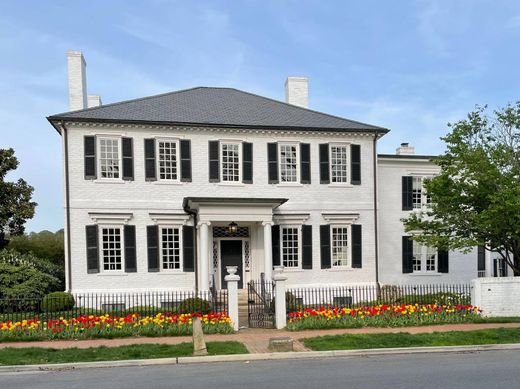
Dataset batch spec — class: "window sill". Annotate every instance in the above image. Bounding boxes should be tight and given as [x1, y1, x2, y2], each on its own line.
[326, 267, 355, 272]
[283, 268, 305, 273]
[152, 181, 184, 186]
[156, 271, 187, 275]
[276, 183, 303, 187]
[328, 184, 353, 188]
[408, 272, 443, 276]
[93, 180, 126, 185]
[216, 182, 245, 187]
[96, 272, 128, 276]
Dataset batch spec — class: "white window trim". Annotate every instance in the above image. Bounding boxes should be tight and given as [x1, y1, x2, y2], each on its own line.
[278, 142, 300, 184]
[99, 225, 125, 273]
[412, 242, 438, 274]
[330, 225, 351, 269]
[156, 137, 181, 183]
[97, 136, 123, 181]
[329, 143, 350, 185]
[220, 141, 242, 183]
[280, 225, 301, 270]
[159, 224, 183, 273]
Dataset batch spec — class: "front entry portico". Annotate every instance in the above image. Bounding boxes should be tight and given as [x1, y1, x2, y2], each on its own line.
[183, 197, 288, 291]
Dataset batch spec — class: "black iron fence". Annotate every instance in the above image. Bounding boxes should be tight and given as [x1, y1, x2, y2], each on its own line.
[285, 283, 472, 314]
[247, 280, 275, 328]
[0, 290, 228, 325]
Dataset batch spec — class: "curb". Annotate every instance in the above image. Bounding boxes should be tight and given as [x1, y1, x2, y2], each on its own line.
[1, 343, 520, 373]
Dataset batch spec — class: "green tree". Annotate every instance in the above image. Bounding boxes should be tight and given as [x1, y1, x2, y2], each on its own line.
[403, 103, 520, 275]
[0, 149, 37, 249]
[8, 229, 64, 265]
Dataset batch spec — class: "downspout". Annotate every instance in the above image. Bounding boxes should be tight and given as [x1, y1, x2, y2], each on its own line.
[183, 201, 199, 293]
[373, 132, 380, 285]
[59, 121, 73, 292]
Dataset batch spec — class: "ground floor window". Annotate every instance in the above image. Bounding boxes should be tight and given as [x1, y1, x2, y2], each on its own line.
[331, 226, 349, 267]
[101, 227, 123, 271]
[281, 227, 299, 268]
[160, 227, 181, 270]
[412, 241, 437, 273]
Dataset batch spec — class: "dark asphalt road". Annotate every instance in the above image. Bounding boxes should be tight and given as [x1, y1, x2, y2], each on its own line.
[1, 350, 518, 389]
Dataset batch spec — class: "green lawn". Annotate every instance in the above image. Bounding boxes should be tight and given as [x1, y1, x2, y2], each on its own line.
[302, 327, 520, 351]
[0, 341, 248, 366]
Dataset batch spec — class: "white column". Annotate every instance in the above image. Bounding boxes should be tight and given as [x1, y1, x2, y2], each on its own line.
[199, 222, 210, 291]
[225, 266, 240, 331]
[262, 221, 273, 281]
[273, 266, 287, 329]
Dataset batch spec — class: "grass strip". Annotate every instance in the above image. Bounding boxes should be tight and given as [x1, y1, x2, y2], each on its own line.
[302, 327, 520, 351]
[0, 341, 248, 366]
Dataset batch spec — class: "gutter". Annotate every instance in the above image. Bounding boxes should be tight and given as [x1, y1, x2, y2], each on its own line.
[373, 132, 380, 284]
[183, 200, 199, 294]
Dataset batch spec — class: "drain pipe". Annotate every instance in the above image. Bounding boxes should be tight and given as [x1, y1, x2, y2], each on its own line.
[373, 132, 380, 287]
[183, 201, 199, 294]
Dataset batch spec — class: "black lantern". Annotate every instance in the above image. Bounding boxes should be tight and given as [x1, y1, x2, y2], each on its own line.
[228, 221, 238, 234]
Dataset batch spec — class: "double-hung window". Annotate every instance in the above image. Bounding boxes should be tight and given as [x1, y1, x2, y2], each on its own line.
[412, 241, 437, 273]
[281, 226, 299, 268]
[100, 226, 123, 271]
[330, 145, 349, 183]
[98, 137, 121, 179]
[160, 226, 181, 270]
[279, 144, 299, 183]
[331, 226, 349, 267]
[412, 177, 431, 209]
[157, 139, 179, 181]
[221, 142, 241, 182]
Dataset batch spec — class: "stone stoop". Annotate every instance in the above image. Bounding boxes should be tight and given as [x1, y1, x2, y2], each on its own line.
[238, 289, 249, 328]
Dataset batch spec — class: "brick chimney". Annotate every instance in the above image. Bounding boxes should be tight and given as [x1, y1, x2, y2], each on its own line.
[285, 76, 309, 108]
[396, 143, 415, 155]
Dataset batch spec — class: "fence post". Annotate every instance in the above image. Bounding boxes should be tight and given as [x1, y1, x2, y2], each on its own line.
[273, 266, 287, 329]
[224, 266, 240, 331]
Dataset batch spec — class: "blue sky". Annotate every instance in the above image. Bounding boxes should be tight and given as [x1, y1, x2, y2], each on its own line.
[1, 0, 520, 232]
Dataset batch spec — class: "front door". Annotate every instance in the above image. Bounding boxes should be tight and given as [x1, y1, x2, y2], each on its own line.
[220, 240, 243, 289]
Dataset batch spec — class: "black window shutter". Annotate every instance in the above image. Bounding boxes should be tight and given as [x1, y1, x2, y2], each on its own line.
[124, 225, 137, 272]
[300, 143, 311, 184]
[242, 142, 253, 184]
[271, 225, 280, 267]
[350, 144, 361, 185]
[147, 225, 159, 272]
[438, 249, 449, 273]
[267, 143, 279, 184]
[122, 137, 134, 181]
[351, 224, 362, 268]
[180, 140, 192, 182]
[144, 139, 156, 181]
[183, 225, 195, 272]
[402, 236, 413, 273]
[85, 225, 99, 273]
[209, 141, 220, 182]
[402, 176, 413, 210]
[319, 144, 330, 184]
[302, 225, 313, 269]
[478, 246, 486, 272]
[501, 259, 507, 277]
[320, 225, 331, 269]
[84, 136, 96, 180]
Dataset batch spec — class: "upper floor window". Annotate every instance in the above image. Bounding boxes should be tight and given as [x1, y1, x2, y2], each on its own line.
[330, 145, 349, 183]
[331, 226, 349, 267]
[279, 144, 299, 183]
[100, 226, 123, 271]
[412, 241, 437, 272]
[157, 140, 179, 181]
[281, 226, 299, 268]
[403, 176, 431, 210]
[98, 137, 121, 179]
[160, 226, 181, 270]
[221, 142, 241, 182]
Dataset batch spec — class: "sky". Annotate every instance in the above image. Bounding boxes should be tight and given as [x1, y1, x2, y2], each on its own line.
[1, 0, 520, 232]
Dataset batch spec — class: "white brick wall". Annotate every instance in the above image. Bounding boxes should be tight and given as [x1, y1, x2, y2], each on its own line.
[472, 277, 520, 316]
[66, 123, 378, 292]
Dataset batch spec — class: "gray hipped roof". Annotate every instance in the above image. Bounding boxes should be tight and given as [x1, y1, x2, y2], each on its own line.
[48, 87, 388, 133]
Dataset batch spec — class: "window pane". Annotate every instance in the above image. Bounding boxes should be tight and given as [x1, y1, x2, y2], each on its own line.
[161, 227, 181, 270]
[332, 227, 349, 266]
[158, 141, 178, 180]
[412, 177, 422, 209]
[280, 145, 298, 183]
[221, 143, 240, 182]
[99, 138, 120, 179]
[412, 240, 422, 272]
[282, 227, 299, 268]
[426, 246, 436, 271]
[101, 227, 122, 271]
[330, 146, 348, 183]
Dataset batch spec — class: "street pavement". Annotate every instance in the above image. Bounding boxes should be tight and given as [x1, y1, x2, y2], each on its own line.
[1, 350, 518, 389]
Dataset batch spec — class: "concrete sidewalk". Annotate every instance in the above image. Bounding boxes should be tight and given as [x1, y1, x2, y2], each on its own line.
[1, 322, 519, 353]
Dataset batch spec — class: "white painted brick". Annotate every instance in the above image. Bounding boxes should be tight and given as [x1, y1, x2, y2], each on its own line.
[472, 277, 520, 316]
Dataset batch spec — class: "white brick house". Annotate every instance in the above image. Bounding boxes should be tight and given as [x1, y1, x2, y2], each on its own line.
[47, 51, 505, 294]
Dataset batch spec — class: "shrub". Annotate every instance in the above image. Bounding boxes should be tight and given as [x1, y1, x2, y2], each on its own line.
[124, 306, 159, 316]
[397, 292, 470, 306]
[41, 292, 75, 312]
[177, 298, 211, 314]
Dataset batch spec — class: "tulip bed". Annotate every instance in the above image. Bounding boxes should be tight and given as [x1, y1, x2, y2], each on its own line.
[0, 312, 234, 341]
[286, 304, 482, 331]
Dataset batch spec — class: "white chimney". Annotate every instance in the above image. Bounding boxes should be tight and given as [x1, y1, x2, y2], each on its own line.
[285, 76, 309, 108]
[396, 143, 415, 155]
[88, 94, 102, 108]
[67, 51, 88, 111]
